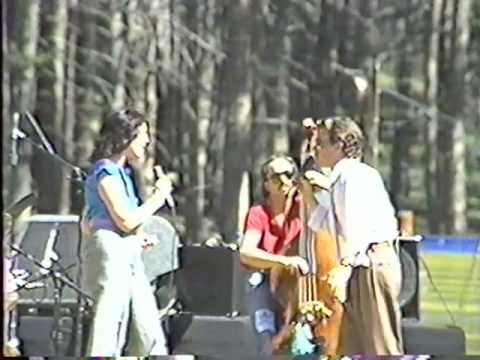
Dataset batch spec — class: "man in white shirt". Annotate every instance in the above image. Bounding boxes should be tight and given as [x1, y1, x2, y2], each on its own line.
[301, 116, 403, 355]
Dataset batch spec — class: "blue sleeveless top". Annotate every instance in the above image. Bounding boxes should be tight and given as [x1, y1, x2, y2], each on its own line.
[84, 159, 141, 232]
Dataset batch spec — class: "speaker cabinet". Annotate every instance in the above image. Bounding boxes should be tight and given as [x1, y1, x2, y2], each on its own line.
[14, 301, 93, 357]
[168, 315, 465, 357]
[402, 320, 466, 354]
[174, 246, 248, 316]
[16, 214, 81, 305]
[16, 306, 75, 356]
[170, 314, 256, 359]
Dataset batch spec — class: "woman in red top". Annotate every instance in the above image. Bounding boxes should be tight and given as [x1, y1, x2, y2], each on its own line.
[239, 155, 310, 355]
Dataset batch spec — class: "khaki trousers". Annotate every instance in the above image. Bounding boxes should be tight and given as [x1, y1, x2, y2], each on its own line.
[338, 242, 403, 355]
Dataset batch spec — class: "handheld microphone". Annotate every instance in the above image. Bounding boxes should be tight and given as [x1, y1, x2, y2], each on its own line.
[40, 223, 60, 275]
[154, 165, 175, 208]
[10, 113, 22, 166]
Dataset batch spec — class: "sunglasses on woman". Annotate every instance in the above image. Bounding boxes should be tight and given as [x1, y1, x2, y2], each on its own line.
[269, 171, 296, 187]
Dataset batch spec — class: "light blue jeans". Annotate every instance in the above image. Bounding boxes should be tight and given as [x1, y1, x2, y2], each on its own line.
[82, 229, 168, 356]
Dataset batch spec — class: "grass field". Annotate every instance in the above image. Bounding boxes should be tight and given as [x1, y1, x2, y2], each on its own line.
[419, 252, 480, 354]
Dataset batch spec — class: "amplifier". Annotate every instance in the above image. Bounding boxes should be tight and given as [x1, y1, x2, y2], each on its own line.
[15, 214, 81, 305]
[174, 246, 248, 316]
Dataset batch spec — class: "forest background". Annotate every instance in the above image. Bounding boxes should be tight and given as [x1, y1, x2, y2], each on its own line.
[3, 0, 480, 354]
[3, 0, 479, 244]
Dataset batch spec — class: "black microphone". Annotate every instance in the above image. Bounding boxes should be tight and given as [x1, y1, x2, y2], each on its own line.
[10, 113, 22, 166]
[300, 155, 315, 174]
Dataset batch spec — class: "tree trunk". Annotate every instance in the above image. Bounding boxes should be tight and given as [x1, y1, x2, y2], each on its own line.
[338, 0, 355, 68]
[74, 0, 102, 172]
[8, 0, 40, 207]
[353, 0, 382, 167]
[124, 0, 145, 111]
[310, 0, 338, 117]
[3, 0, 11, 202]
[436, 0, 452, 232]
[53, 0, 70, 213]
[127, 0, 159, 201]
[183, 0, 217, 244]
[265, 0, 290, 156]
[141, 0, 162, 197]
[437, 0, 470, 233]
[250, 0, 291, 201]
[111, 1, 128, 109]
[362, 56, 381, 167]
[220, 0, 254, 241]
[423, 0, 442, 232]
[250, 0, 269, 201]
[287, 2, 316, 158]
[33, 0, 68, 213]
[155, 0, 176, 165]
[60, 0, 78, 214]
[390, 0, 416, 206]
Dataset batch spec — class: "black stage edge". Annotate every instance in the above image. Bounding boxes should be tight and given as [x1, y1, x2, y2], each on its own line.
[17, 312, 467, 358]
[168, 314, 466, 359]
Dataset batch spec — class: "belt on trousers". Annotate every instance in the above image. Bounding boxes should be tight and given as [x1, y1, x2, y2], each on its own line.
[367, 241, 394, 252]
[90, 219, 126, 236]
[341, 241, 395, 268]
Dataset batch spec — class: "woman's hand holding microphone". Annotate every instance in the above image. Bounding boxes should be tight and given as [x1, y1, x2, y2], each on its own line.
[139, 165, 175, 250]
[152, 165, 175, 208]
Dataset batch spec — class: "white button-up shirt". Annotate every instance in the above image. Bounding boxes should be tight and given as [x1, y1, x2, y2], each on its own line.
[308, 158, 398, 260]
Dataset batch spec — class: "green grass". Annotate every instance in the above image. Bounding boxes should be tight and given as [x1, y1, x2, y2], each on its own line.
[419, 253, 480, 355]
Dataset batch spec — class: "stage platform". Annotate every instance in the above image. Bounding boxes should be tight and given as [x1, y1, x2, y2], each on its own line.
[169, 315, 465, 359]
[16, 311, 466, 358]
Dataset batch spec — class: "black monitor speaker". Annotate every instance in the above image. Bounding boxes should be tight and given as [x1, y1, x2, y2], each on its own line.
[399, 240, 419, 319]
[174, 246, 248, 316]
[15, 214, 81, 305]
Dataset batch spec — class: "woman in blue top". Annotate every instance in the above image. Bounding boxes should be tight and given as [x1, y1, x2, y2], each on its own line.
[82, 109, 173, 356]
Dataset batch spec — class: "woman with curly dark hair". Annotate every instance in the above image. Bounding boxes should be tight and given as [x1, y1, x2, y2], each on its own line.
[82, 109, 173, 356]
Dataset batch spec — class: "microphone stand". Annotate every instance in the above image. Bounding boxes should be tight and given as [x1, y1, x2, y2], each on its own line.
[14, 114, 87, 356]
[14, 126, 86, 182]
[8, 245, 94, 305]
